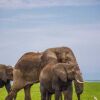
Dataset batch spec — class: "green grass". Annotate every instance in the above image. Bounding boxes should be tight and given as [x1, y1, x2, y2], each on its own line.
[0, 82, 100, 100]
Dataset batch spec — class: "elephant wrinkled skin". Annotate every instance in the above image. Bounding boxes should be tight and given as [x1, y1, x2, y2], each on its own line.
[40, 47, 84, 100]
[6, 52, 43, 100]
[6, 46, 84, 100]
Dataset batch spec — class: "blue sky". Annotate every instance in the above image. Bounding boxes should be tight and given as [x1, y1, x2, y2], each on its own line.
[0, 0, 100, 80]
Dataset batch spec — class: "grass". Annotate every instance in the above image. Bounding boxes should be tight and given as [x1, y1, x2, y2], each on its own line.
[0, 82, 100, 100]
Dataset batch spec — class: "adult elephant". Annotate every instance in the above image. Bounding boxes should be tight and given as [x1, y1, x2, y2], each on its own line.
[5, 52, 43, 100]
[39, 63, 83, 100]
[40, 47, 84, 100]
[0, 64, 13, 94]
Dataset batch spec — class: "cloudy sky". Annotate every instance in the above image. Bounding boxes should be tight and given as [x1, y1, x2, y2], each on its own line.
[0, 0, 100, 80]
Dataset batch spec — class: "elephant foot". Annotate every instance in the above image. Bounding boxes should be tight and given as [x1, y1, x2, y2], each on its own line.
[5, 95, 13, 100]
[5, 89, 17, 100]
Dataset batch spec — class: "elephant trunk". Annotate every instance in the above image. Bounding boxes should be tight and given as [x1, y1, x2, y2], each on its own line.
[75, 71, 84, 84]
[74, 73, 84, 95]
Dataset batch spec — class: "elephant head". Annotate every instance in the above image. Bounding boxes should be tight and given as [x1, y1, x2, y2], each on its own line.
[6, 66, 13, 80]
[0, 64, 13, 82]
[48, 47, 76, 63]
[53, 63, 84, 100]
[53, 63, 84, 84]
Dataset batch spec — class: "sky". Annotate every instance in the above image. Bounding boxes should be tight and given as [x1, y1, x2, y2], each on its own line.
[0, 0, 100, 80]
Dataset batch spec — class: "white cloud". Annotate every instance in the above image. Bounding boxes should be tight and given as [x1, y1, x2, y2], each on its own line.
[1, 23, 100, 34]
[0, 0, 100, 9]
[1, 23, 100, 46]
[0, 13, 55, 23]
[0, 23, 100, 51]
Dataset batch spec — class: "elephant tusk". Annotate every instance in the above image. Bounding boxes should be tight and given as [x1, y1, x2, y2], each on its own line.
[76, 79, 84, 83]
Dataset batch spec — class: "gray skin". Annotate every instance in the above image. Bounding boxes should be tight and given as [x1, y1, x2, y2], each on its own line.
[6, 46, 83, 100]
[39, 63, 83, 100]
[39, 50, 58, 100]
[0, 64, 16, 100]
[40, 47, 84, 100]
[5, 52, 43, 100]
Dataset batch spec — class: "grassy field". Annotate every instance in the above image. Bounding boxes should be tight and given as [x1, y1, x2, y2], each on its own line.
[0, 82, 100, 100]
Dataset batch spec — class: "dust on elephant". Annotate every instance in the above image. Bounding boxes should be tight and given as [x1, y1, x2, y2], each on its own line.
[0, 64, 13, 94]
[40, 63, 83, 100]
[40, 47, 84, 100]
[6, 52, 43, 100]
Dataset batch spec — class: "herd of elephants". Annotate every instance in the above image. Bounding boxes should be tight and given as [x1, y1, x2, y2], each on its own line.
[0, 47, 84, 100]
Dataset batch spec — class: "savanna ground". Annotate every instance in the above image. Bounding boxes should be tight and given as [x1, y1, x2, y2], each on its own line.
[0, 82, 100, 100]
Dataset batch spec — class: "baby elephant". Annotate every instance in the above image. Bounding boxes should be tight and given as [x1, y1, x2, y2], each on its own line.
[0, 64, 13, 93]
[39, 63, 84, 100]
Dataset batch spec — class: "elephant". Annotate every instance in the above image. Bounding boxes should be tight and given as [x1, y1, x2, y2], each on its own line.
[6, 46, 83, 100]
[5, 52, 43, 100]
[0, 64, 13, 95]
[39, 63, 84, 100]
[40, 47, 84, 100]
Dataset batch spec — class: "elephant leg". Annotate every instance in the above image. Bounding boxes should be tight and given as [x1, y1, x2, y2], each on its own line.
[40, 85, 46, 100]
[55, 90, 61, 100]
[5, 80, 11, 93]
[24, 84, 32, 100]
[46, 92, 52, 100]
[13, 93, 17, 100]
[5, 80, 17, 100]
[60, 93, 63, 100]
[63, 82, 73, 100]
[77, 94, 80, 100]
[5, 88, 18, 100]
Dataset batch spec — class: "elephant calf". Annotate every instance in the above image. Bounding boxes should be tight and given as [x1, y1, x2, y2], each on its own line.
[39, 63, 84, 100]
[0, 64, 13, 94]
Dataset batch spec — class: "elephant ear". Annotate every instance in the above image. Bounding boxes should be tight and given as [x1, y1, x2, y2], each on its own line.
[6, 67, 13, 80]
[0, 69, 7, 82]
[53, 63, 67, 82]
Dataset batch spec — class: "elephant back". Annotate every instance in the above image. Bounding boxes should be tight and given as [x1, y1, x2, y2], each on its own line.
[0, 64, 7, 69]
[15, 52, 42, 72]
